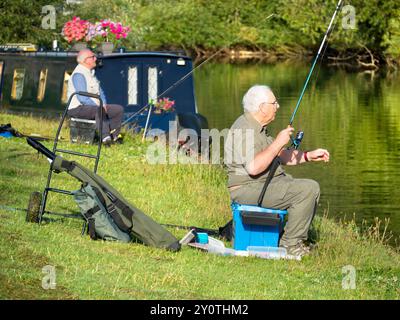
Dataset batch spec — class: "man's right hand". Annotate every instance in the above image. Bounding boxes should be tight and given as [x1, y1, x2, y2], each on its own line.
[275, 125, 294, 148]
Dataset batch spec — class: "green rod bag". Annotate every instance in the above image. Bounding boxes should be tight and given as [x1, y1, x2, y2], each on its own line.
[51, 156, 180, 251]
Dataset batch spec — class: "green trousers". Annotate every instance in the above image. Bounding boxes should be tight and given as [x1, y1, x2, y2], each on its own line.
[230, 173, 320, 247]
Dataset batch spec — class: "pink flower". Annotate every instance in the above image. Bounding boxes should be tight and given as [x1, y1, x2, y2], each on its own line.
[62, 16, 89, 42]
[62, 17, 130, 45]
[101, 19, 110, 27]
[155, 97, 175, 112]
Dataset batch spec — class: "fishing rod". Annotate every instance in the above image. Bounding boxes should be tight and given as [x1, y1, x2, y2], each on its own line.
[258, 0, 343, 206]
[135, 14, 275, 139]
[289, 0, 344, 149]
[121, 14, 276, 133]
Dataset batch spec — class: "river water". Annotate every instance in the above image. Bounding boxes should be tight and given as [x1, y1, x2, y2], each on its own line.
[194, 62, 400, 245]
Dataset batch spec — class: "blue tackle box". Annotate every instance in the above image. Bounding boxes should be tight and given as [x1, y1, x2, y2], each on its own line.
[231, 202, 288, 250]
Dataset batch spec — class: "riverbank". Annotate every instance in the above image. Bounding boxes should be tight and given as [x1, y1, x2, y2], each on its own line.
[189, 46, 400, 72]
[1, 113, 399, 299]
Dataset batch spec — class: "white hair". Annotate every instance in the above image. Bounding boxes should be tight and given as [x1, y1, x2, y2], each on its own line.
[76, 49, 92, 63]
[242, 85, 272, 113]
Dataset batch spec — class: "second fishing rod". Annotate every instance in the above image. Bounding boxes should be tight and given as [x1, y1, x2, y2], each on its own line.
[120, 14, 276, 137]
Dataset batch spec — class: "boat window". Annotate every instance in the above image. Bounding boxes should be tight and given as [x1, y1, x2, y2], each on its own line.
[11, 68, 25, 100]
[148, 66, 158, 103]
[37, 68, 48, 102]
[61, 71, 72, 104]
[128, 66, 138, 105]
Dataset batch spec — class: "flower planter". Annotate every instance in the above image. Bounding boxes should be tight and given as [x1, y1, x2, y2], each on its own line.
[62, 17, 130, 54]
[98, 42, 114, 55]
[71, 42, 88, 52]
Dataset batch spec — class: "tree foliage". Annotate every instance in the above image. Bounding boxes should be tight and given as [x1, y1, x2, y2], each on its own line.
[74, 0, 400, 59]
[0, 0, 65, 46]
[277, 0, 400, 54]
[1, 0, 399, 60]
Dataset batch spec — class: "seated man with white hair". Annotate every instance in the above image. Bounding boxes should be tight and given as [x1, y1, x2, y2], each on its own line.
[67, 49, 124, 145]
[224, 85, 330, 257]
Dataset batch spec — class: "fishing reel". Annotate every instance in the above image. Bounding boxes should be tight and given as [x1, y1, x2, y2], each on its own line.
[290, 131, 304, 150]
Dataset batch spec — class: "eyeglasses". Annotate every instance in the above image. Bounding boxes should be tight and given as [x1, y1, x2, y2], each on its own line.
[265, 100, 280, 109]
[85, 55, 96, 61]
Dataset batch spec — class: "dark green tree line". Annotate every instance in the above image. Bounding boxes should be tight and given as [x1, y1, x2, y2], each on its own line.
[75, 0, 400, 63]
[1, 0, 399, 65]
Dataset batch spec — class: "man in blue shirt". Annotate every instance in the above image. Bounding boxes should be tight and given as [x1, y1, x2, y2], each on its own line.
[67, 49, 124, 144]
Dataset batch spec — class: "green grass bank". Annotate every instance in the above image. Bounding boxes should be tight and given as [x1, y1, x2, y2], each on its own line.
[0, 113, 399, 300]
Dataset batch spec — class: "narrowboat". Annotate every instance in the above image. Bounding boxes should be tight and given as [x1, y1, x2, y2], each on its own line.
[0, 44, 208, 136]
